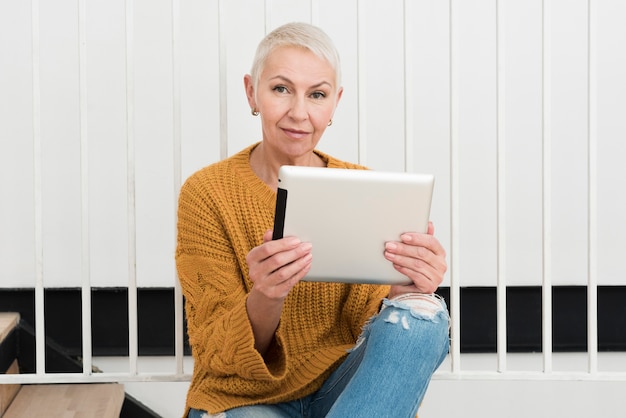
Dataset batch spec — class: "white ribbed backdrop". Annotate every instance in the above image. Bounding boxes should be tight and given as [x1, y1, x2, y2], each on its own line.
[1, 0, 626, 386]
[2, 0, 626, 290]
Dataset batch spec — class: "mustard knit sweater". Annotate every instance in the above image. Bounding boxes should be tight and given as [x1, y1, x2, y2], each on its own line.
[176, 143, 390, 416]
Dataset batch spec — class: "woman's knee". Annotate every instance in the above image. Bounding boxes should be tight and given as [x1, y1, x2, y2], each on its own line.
[383, 293, 449, 323]
[378, 293, 450, 345]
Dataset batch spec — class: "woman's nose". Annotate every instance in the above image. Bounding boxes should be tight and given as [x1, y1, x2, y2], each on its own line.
[288, 96, 308, 121]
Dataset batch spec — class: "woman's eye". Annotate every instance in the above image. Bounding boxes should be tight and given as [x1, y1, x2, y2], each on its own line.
[273, 85, 288, 94]
[311, 91, 326, 99]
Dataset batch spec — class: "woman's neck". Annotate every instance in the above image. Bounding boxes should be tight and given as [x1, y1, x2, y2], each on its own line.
[249, 142, 325, 191]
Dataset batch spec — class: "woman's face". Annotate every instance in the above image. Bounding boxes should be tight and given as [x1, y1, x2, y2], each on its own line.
[245, 46, 343, 162]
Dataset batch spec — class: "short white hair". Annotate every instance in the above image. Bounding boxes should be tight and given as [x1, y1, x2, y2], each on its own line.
[249, 22, 342, 91]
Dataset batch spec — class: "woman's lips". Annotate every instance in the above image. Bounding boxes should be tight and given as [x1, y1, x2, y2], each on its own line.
[282, 128, 310, 139]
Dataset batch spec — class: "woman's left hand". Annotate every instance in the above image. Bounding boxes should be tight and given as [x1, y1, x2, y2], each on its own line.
[384, 221, 447, 297]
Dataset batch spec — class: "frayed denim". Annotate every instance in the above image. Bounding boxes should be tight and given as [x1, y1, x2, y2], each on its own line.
[189, 293, 450, 418]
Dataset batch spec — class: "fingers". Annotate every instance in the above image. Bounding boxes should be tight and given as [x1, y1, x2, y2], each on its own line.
[399, 232, 446, 260]
[427, 221, 435, 236]
[247, 232, 312, 299]
[384, 231, 447, 293]
[262, 229, 274, 243]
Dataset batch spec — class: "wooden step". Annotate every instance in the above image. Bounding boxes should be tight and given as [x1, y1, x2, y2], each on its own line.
[1, 312, 126, 417]
[1, 312, 21, 416]
[0, 360, 20, 416]
[4, 383, 125, 418]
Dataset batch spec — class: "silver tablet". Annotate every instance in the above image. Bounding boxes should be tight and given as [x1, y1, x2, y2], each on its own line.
[272, 165, 434, 285]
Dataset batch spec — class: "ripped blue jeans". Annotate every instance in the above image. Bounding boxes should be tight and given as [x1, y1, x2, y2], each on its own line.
[188, 293, 450, 418]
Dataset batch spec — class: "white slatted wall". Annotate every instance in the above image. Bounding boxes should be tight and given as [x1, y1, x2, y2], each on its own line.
[1, 0, 625, 384]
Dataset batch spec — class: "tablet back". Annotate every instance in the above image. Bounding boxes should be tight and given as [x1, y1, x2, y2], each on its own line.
[272, 165, 434, 285]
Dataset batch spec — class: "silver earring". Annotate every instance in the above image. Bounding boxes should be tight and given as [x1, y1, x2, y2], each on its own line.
[328, 119, 333, 126]
[251, 108, 259, 116]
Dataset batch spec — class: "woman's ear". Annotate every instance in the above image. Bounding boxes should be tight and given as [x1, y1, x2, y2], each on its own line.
[335, 86, 344, 107]
[330, 86, 344, 119]
[243, 74, 257, 110]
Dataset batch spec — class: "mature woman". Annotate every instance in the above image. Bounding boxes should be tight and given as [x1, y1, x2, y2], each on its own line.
[176, 22, 450, 418]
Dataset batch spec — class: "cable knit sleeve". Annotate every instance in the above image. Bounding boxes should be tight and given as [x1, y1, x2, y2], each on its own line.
[176, 170, 287, 381]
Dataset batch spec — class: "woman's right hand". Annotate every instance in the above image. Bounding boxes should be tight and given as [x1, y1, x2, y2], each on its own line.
[245, 229, 312, 356]
[246, 230, 313, 300]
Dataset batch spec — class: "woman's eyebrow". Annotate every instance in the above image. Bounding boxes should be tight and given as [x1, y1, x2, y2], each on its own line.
[310, 81, 333, 89]
[269, 75, 293, 84]
[269, 75, 332, 89]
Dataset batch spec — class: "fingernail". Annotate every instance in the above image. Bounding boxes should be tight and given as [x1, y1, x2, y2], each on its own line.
[385, 242, 397, 251]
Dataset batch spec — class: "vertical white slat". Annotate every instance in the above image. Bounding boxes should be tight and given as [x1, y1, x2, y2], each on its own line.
[171, 0, 185, 375]
[449, 0, 462, 374]
[495, 0, 507, 373]
[78, 0, 93, 376]
[310, 0, 319, 26]
[541, 0, 553, 374]
[264, 0, 272, 33]
[357, 0, 368, 166]
[218, 0, 228, 160]
[587, 0, 598, 374]
[125, 0, 138, 375]
[31, 0, 45, 376]
[403, 0, 414, 173]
